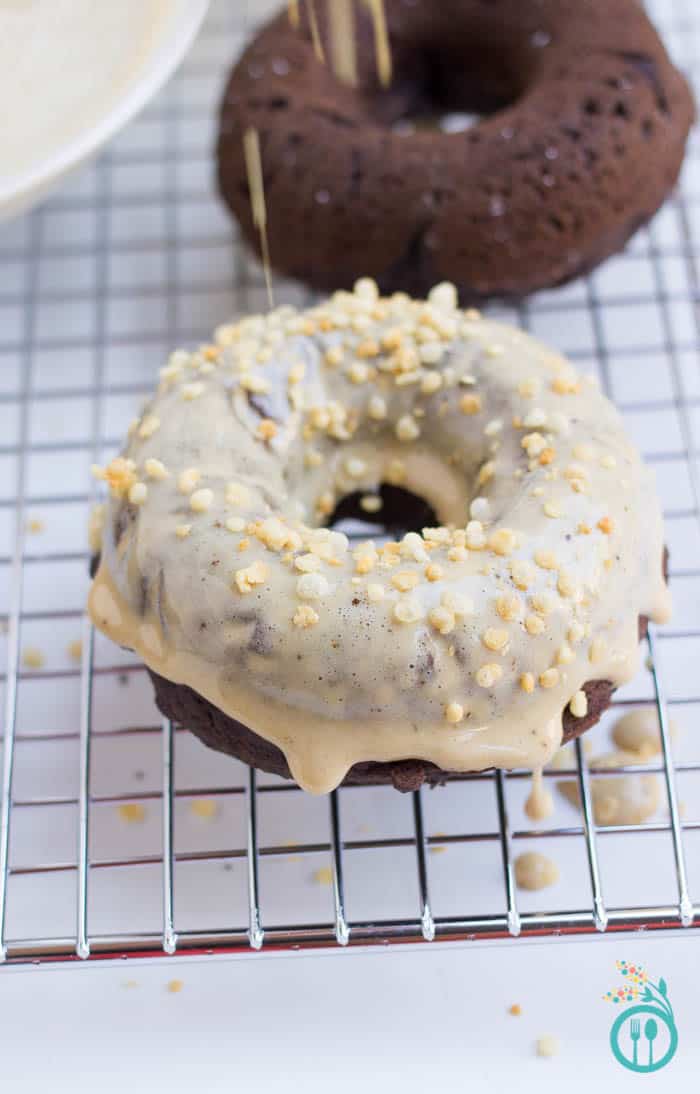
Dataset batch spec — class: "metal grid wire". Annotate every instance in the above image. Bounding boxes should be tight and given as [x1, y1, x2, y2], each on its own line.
[1, 0, 700, 964]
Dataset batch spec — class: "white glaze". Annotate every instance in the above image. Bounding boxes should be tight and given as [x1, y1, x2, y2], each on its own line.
[88, 281, 670, 793]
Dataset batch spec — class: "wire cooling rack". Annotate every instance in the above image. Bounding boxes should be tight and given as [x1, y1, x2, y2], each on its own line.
[1, 0, 700, 965]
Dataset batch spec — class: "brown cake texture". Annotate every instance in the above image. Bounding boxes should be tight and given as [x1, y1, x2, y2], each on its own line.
[217, 0, 694, 301]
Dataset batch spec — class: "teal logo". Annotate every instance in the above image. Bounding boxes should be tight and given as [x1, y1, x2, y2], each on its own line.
[604, 961, 678, 1073]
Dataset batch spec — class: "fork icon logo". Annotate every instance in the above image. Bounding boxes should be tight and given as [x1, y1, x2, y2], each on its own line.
[603, 961, 678, 1073]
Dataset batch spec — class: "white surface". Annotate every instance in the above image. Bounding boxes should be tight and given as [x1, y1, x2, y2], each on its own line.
[2, 933, 699, 1092]
[0, 0, 699, 1087]
[0, 0, 209, 219]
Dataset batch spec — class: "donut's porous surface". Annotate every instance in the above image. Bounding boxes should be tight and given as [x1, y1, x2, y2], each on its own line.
[217, 0, 693, 300]
[88, 281, 670, 793]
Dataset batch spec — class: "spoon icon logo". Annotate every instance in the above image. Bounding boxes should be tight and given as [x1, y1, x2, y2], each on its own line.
[644, 1018, 658, 1067]
[604, 961, 678, 1073]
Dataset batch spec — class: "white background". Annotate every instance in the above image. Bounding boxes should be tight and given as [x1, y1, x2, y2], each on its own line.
[2, 933, 699, 1091]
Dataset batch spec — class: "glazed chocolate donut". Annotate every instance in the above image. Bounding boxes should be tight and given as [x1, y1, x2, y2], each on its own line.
[217, 0, 694, 300]
[88, 281, 670, 793]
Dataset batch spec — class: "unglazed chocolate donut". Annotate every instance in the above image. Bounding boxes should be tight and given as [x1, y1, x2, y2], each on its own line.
[88, 280, 670, 793]
[217, 0, 693, 300]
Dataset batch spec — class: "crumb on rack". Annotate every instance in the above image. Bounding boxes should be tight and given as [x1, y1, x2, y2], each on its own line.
[67, 639, 83, 662]
[312, 866, 333, 886]
[509, 1004, 522, 1017]
[190, 797, 219, 820]
[26, 518, 45, 534]
[536, 1035, 559, 1058]
[429, 831, 448, 854]
[22, 646, 44, 670]
[166, 979, 184, 994]
[117, 803, 146, 824]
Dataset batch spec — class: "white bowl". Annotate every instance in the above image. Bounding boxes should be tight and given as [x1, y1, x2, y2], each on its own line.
[0, 0, 210, 221]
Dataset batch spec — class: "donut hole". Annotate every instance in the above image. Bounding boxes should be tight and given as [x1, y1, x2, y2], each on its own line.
[327, 484, 438, 538]
[376, 36, 531, 134]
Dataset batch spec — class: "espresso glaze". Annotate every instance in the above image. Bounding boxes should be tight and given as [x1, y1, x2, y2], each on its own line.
[89, 281, 670, 793]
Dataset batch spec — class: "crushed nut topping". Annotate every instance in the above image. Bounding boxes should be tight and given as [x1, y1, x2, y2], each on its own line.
[92, 457, 136, 498]
[392, 597, 424, 624]
[482, 627, 509, 653]
[178, 468, 201, 495]
[391, 571, 420, 592]
[138, 414, 160, 439]
[367, 582, 385, 602]
[297, 573, 331, 600]
[429, 606, 456, 635]
[128, 482, 148, 506]
[293, 605, 320, 628]
[496, 593, 523, 622]
[459, 392, 482, 415]
[525, 614, 546, 636]
[190, 488, 214, 513]
[257, 419, 278, 441]
[182, 382, 205, 400]
[234, 560, 268, 594]
[395, 414, 420, 442]
[444, 701, 464, 724]
[476, 663, 504, 688]
[539, 668, 560, 689]
[144, 458, 168, 480]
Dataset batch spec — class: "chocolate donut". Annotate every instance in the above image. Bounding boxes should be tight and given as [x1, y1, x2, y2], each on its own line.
[88, 281, 670, 793]
[217, 0, 693, 300]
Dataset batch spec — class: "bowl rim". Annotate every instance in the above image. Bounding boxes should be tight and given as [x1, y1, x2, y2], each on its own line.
[0, 0, 210, 213]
